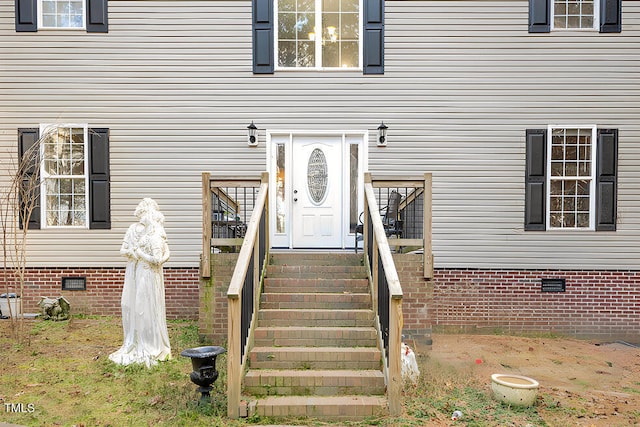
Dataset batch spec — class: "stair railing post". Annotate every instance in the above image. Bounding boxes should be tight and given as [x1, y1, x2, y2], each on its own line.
[262, 171, 270, 252]
[227, 293, 241, 418]
[388, 296, 403, 416]
[201, 172, 212, 278]
[423, 172, 433, 279]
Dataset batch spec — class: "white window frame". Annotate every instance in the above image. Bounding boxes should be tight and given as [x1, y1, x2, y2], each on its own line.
[274, 0, 363, 71]
[38, 0, 86, 30]
[546, 125, 597, 231]
[39, 123, 90, 229]
[551, 0, 600, 31]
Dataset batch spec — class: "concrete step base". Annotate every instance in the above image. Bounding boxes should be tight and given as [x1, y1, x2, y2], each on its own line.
[245, 395, 388, 421]
[260, 292, 371, 310]
[244, 369, 385, 397]
[270, 253, 363, 266]
[258, 309, 374, 327]
[253, 326, 378, 348]
[263, 278, 370, 294]
[265, 264, 367, 279]
[249, 346, 382, 370]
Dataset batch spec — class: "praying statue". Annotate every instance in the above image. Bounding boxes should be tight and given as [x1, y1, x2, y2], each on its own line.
[109, 198, 172, 367]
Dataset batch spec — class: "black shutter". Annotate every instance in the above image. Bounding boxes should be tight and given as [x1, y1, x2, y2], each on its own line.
[600, 0, 621, 33]
[252, 0, 274, 74]
[595, 129, 617, 231]
[363, 0, 384, 74]
[17, 128, 41, 229]
[525, 129, 547, 231]
[86, 0, 108, 33]
[528, 0, 551, 33]
[15, 0, 37, 32]
[88, 128, 111, 229]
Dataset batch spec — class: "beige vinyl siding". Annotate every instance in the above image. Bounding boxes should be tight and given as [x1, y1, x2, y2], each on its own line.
[1, 0, 639, 269]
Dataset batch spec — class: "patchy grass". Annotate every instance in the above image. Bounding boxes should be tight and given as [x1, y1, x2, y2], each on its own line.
[0, 317, 238, 427]
[398, 358, 551, 426]
[1, 318, 638, 426]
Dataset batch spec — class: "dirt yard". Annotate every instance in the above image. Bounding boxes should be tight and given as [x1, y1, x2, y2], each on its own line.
[1, 318, 639, 426]
[423, 333, 640, 426]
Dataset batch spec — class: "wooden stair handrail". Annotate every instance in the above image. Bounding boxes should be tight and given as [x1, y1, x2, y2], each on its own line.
[227, 173, 269, 419]
[363, 173, 403, 416]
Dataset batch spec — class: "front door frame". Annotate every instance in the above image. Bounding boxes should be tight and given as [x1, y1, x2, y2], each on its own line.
[267, 130, 368, 249]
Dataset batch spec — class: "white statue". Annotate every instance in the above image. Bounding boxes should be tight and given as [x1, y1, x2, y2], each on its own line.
[109, 198, 172, 367]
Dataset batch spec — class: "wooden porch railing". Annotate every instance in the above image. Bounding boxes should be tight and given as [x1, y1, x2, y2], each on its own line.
[202, 173, 269, 418]
[201, 173, 265, 278]
[368, 173, 433, 279]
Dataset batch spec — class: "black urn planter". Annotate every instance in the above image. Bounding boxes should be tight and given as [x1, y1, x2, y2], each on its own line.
[181, 346, 226, 403]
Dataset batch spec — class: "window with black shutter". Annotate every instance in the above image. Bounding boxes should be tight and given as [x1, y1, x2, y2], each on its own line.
[15, 0, 108, 33]
[252, 0, 384, 74]
[529, 0, 621, 33]
[524, 127, 618, 231]
[17, 126, 111, 230]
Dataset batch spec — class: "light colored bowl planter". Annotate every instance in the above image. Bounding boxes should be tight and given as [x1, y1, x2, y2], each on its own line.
[491, 374, 539, 407]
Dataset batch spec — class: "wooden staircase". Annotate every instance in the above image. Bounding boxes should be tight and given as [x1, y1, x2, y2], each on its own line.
[243, 252, 387, 421]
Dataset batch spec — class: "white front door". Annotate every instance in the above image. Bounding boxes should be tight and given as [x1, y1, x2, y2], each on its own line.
[291, 136, 342, 248]
[268, 132, 366, 249]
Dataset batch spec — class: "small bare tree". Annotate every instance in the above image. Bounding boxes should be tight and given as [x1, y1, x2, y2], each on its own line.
[1, 131, 43, 342]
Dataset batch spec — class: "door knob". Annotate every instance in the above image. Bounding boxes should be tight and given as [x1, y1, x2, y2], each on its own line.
[294, 190, 298, 194]
[294, 198, 298, 202]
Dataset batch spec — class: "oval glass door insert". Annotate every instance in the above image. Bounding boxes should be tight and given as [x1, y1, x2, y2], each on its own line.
[307, 148, 328, 204]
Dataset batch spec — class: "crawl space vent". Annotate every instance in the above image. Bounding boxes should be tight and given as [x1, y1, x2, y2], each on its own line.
[62, 277, 86, 291]
[541, 278, 565, 293]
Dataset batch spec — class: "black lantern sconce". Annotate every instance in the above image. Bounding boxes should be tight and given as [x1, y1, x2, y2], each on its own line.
[377, 122, 388, 147]
[247, 121, 258, 147]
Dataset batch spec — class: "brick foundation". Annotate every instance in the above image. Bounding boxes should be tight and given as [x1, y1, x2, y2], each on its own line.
[387, 256, 640, 342]
[1, 267, 199, 320]
[430, 268, 640, 341]
[392, 254, 433, 344]
[198, 253, 239, 343]
[5, 256, 639, 342]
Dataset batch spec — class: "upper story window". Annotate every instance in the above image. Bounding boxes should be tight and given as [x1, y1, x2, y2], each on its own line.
[528, 0, 621, 33]
[276, 0, 360, 69]
[252, 0, 383, 74]
[40, 0, 85, 29]
[41, 124, 89, 227]
[552, 0, 598, 30]
[15, 0, 108, 33]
